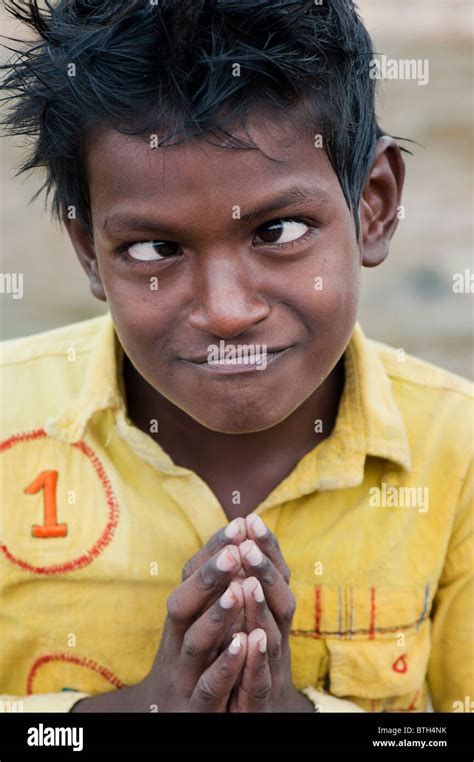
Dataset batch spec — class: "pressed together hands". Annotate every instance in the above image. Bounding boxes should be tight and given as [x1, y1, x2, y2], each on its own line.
[73, 514, 313, 712]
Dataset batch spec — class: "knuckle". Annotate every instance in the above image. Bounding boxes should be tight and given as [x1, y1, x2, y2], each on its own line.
[209, 603, 225, 626]
[208, 531, 225, 555]
[261, 561, 278, 587]
[182, 631, 200, 658]
[166, 591, 186, 623]
[253, 658, 270, 678]
[268, 532, 281, 554]
[253, 681, 272, 702]
[268, 634, 282, 661]
[281, 595, 297, 623]
[196, 563, 218, 592]
[264, 532, 291, 582]
[181, 559, 194, 582]
[256, 605, 270, 626]
[197, 675, 219, 705]
[217, 655, 233, 678]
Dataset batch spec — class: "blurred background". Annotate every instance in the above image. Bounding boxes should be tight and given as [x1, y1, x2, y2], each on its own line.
[1, 0, 473, 378]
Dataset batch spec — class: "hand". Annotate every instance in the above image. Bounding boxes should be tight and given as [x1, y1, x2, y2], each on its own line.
[73, 543, 250, 712]
[181, 514, 313, 712]
[227, 515, 313, 712]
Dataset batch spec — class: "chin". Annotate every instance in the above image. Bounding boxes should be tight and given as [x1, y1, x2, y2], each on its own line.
[184, 401, 294, 435]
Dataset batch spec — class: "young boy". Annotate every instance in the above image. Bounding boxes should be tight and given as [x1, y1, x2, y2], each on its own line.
[0, 0, 472, 714]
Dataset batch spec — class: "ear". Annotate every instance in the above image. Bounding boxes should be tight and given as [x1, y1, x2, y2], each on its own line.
[61, 206, 107, 302]
[358, 135, 406, 267]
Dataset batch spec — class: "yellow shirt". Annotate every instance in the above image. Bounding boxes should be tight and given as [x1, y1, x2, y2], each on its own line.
[0, 313, 472, 713]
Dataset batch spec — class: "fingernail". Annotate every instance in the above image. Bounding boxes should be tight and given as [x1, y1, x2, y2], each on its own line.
[225, 517, 244, 539]
[242, 576, 258, 597]
[219, 585, 238, 609]
[247, 514, 267, 538]
[229, 634, 242, 654]
[229, 580, 244, 599]
[258, 632, 267, 653]
[253, 580, 264, 603]
[217, 545, 240, 571]
[239, 540, 263, 567]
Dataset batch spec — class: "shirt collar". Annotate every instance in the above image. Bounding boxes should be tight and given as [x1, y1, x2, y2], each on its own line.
[45, 312, 123, 443]
[255, 320, 412, 510]
[44, 312, 412, 492]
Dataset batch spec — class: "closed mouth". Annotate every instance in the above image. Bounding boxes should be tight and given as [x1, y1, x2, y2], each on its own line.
[185, 346, 291, 364]
[182, 345, 294, 373]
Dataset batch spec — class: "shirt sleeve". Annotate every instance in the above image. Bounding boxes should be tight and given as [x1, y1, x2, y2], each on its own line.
[428, 457, 474, 712]
[0, 692, 91, 713]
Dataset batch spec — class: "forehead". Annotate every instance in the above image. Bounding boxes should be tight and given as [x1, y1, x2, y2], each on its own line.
[85, 111, 340, 224]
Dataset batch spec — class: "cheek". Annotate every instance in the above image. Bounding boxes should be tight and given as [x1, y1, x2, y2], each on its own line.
[282, 235, 360, 330]
[99, 266, 179, 365]
[312, 257, 360, 326]
[284, 239, 360, 382]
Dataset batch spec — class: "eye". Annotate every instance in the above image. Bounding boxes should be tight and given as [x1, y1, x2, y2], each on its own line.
[254, 218, 310, 246]
[127, 240, 180, 261]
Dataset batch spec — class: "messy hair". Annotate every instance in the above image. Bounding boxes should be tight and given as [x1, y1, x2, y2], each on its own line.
[1, 0, 400, 238]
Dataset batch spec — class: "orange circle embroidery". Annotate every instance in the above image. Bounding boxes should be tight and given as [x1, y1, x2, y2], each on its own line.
[27, 653, 124, 694]
[0, 429, 119, 575]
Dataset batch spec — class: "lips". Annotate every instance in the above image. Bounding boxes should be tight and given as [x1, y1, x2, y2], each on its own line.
[185, 346, 292, 364]
[181, 345, 294, 374]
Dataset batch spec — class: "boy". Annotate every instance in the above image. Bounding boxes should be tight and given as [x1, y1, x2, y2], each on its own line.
[0, 0, 472, 713]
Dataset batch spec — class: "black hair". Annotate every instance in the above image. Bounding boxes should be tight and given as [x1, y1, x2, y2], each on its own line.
[0, 0, 407, 239]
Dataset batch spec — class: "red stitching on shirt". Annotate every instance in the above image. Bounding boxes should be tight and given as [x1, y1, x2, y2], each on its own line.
[337, 586, 342, 638]
[407, 690, 420, 711]
[0, 429, 119, 575]
[349, 586, 354, 639]
[291, 585, 430, 639]
[315, 585, 322, 638]
[27, 653, 124, 694]
[386, 690, 422, 712]
[0, 429, 46, 449]
[392, 653, 408, 673]
[291, 620, 420, 638]
[369, 587, 376, 639]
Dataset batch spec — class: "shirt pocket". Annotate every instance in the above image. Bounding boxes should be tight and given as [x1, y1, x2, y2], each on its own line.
[290, 583, 432, 709]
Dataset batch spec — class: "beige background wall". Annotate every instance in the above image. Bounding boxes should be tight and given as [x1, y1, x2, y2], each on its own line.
[1, 0, 472, 378]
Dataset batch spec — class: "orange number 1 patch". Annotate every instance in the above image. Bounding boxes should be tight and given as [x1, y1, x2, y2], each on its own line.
[24, 470, 68, 538]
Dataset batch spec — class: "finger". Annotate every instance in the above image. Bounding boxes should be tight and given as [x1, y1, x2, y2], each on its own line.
[239, 540, 296, 637]
[245, 514, 291, 583]
[234, 628, 271, 712]
[178, 580, 245, 690]
[164, 544, 242, 654]
[191, 631, 248, 712]
[181, 518, 247, 582]
[241, 576, 283, 680]
[221, 577, 246, 645]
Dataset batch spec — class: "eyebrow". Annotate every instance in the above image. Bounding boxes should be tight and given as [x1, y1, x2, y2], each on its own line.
[238, 186, 329, 224]
[101, 185, 330, 236]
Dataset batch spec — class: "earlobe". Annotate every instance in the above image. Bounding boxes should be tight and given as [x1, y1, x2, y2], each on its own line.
[61, 206, 107, 302]
[359, 135, 406, 268]
[89, 261, 107, 302]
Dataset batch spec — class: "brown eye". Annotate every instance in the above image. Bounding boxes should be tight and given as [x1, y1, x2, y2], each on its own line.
[255, 219, 309, 245]
[128, 241, 179, 260]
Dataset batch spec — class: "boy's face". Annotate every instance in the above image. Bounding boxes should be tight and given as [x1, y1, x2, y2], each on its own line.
[69, 112, 398, 433]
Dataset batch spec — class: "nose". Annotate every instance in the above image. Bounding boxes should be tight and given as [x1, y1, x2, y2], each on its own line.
[187, 255, 270, 339]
